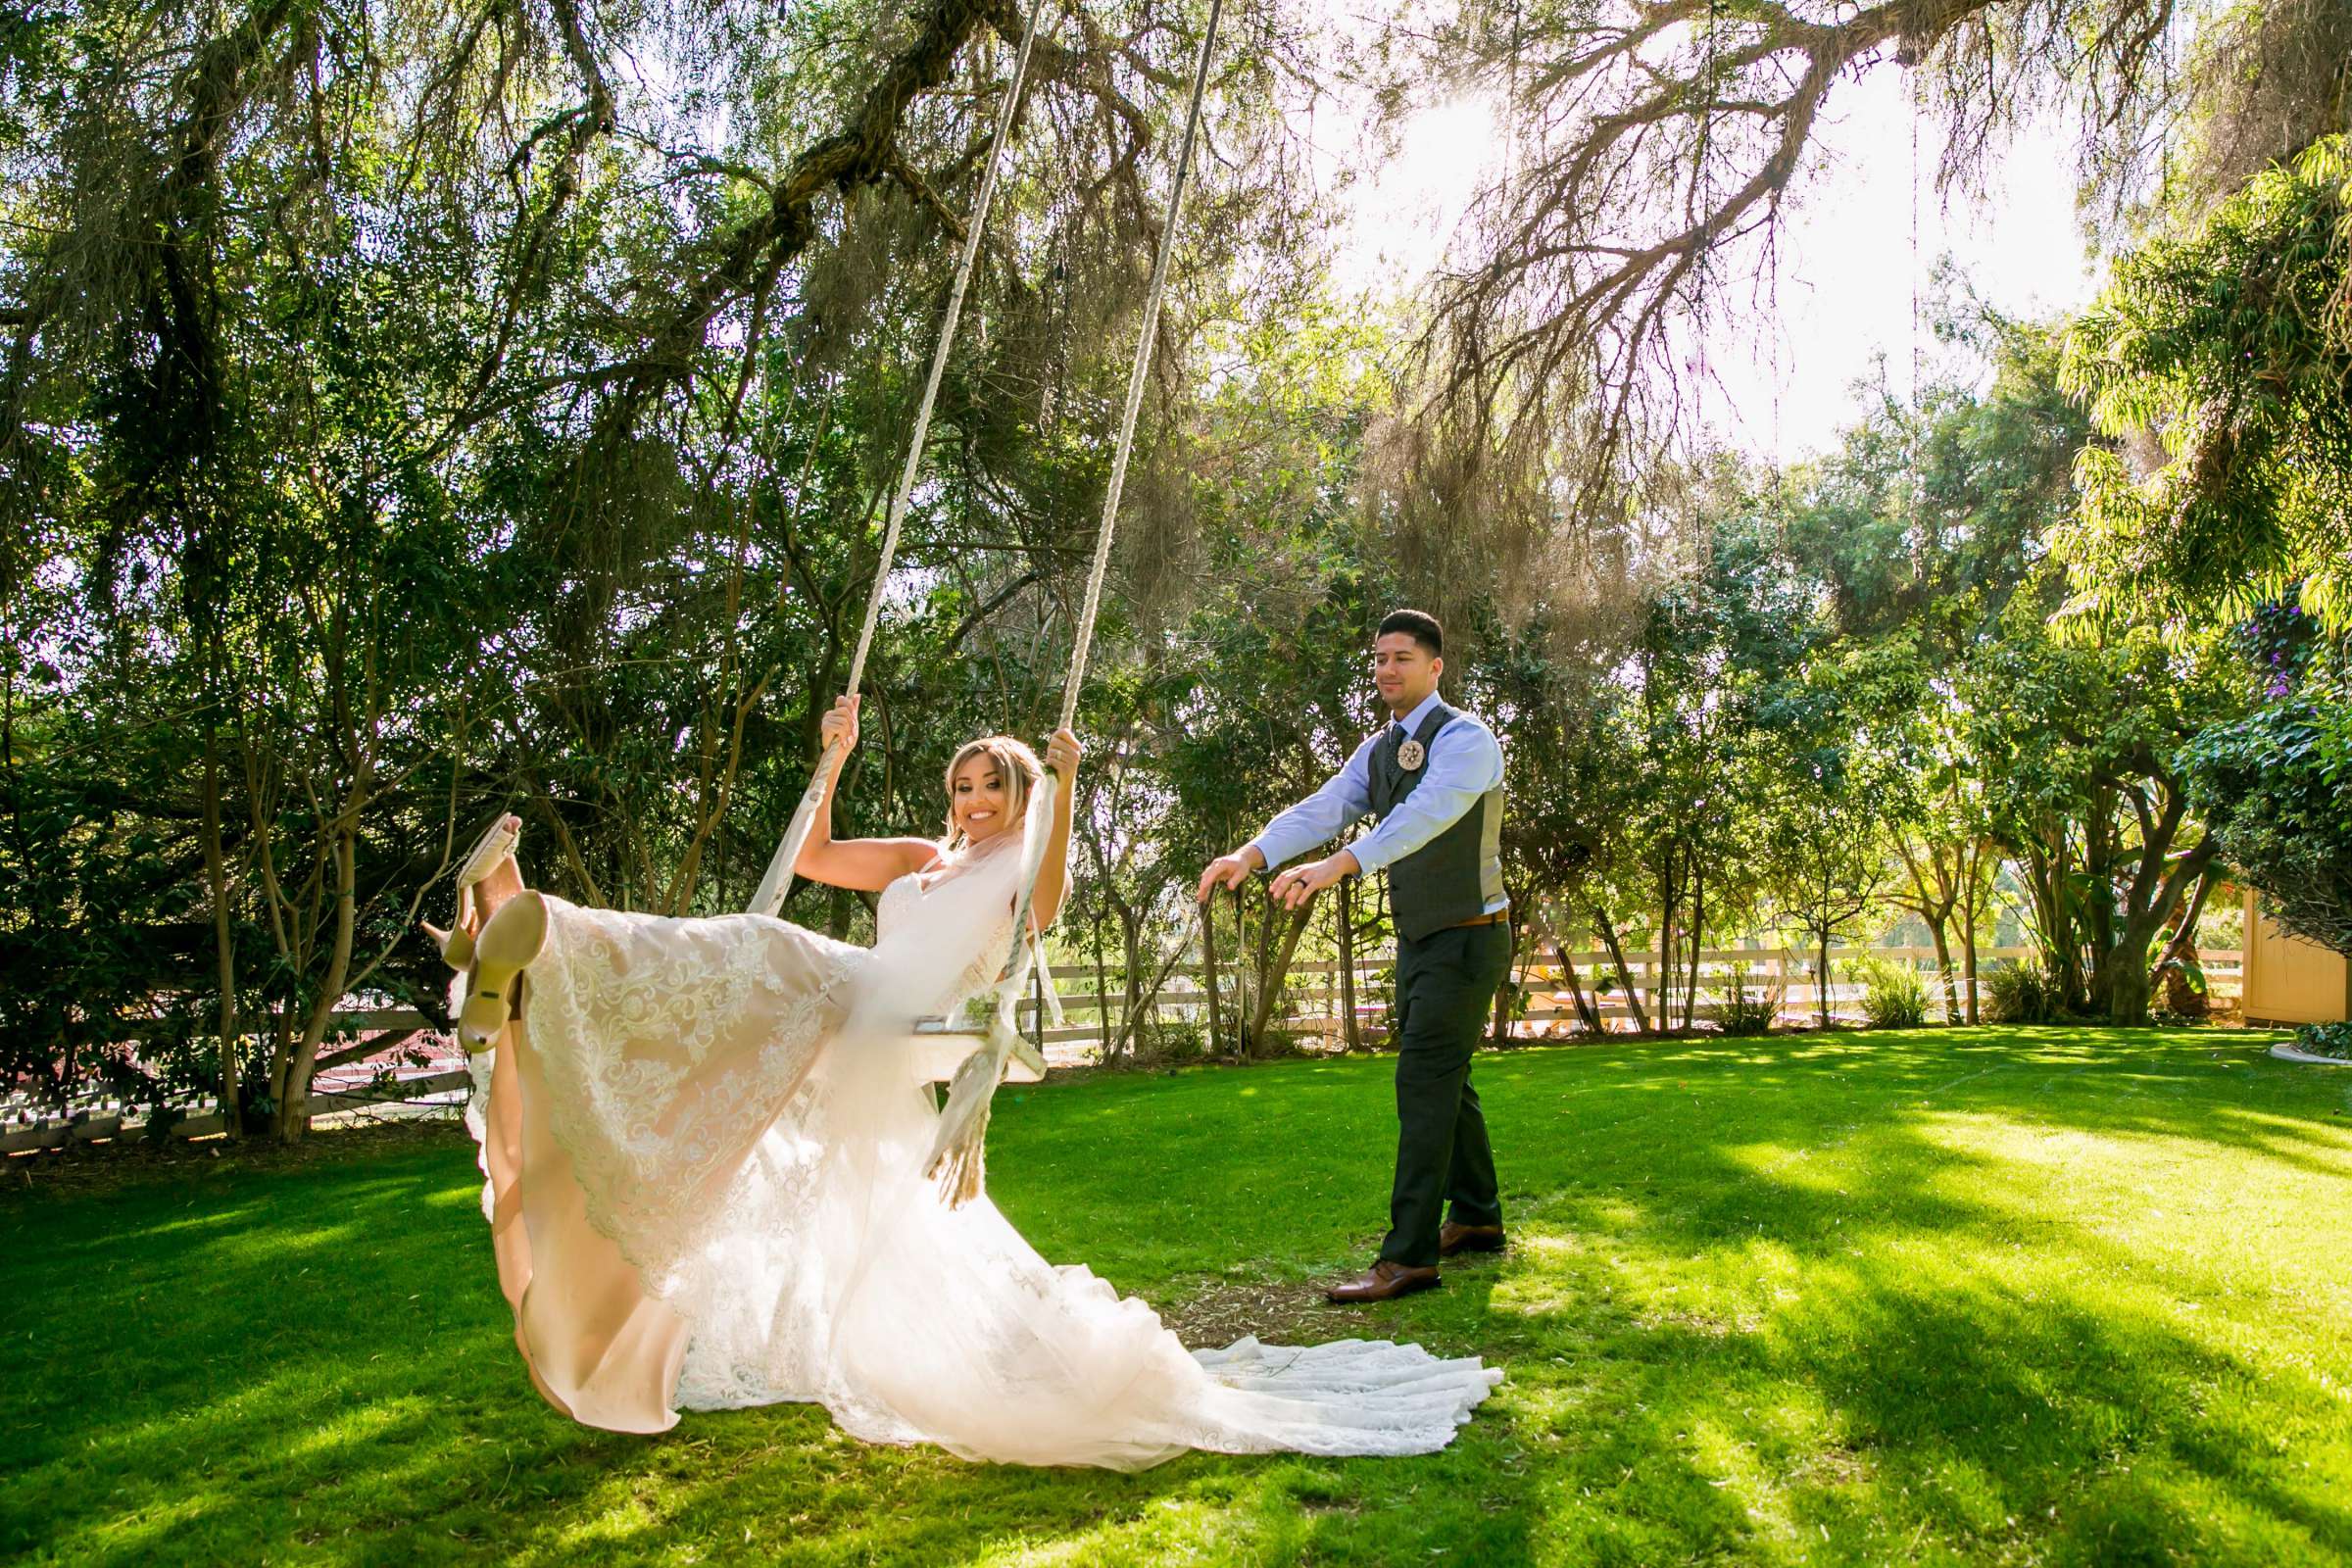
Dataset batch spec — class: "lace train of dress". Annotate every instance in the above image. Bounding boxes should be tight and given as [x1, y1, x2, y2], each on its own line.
[463, 838, 1502, 1465]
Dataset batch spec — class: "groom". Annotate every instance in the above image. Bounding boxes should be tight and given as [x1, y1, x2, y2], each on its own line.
[1199, 609, 1510, 1303]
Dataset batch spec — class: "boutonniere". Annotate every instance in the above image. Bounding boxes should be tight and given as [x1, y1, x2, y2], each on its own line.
[1397, 739, 1427, 771]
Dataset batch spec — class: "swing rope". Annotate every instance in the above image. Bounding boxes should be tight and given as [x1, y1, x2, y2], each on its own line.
[749, 0, 1052, 918]
[925, 0, 1226, 1201]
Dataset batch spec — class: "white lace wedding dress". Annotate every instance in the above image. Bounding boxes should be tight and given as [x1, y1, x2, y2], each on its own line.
[462, 834, 1500, 1468]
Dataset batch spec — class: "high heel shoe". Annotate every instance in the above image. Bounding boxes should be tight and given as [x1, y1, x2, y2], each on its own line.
[420, 920, 475, 971]
[456, 891, 548, 1051]
[420, 813, 523, 973]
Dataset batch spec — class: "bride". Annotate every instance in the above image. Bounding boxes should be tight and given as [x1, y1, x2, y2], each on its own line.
[435, 697, 1500, 1467]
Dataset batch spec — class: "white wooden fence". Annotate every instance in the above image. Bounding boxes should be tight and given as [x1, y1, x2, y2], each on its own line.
[1004, 945, 2245, 1049]
[5, 946, 2247, 1152]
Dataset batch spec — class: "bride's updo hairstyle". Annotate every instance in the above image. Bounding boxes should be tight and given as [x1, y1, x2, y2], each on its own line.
[941, 735, 1044, 849]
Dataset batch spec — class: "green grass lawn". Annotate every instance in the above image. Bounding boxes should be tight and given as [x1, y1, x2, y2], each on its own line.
[6, 1027, 2351, 1567]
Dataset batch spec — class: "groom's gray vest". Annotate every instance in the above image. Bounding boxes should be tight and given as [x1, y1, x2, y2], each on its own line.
[1367, 702, 1505, 943]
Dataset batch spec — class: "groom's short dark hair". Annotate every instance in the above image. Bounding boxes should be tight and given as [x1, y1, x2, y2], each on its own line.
[1377, 609, 1444, 658]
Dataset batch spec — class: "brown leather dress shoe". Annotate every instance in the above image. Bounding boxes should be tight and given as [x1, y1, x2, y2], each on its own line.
[1439, 1222, 1507, 1257]
[1324, 1259, 1441, 1303]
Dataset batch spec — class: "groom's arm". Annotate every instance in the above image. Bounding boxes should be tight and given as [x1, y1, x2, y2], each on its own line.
[1244, 734, 1380, 871]
[1344, 715, 1503, 877]
[1199, 736, 1378, 902]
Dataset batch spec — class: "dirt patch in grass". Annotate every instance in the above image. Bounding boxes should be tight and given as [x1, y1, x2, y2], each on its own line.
[1637, 1306, 1764, 1338]
[1793, 1445, 1874, 1487]
[1162, 1276, 1366, 1347]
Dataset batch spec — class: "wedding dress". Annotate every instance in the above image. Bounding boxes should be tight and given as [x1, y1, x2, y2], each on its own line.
[463, 833, 1501, 1467]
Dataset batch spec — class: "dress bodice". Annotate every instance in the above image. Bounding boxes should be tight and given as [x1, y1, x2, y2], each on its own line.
[873, 869, 932, 942]
[876, 862, 1015, 1017]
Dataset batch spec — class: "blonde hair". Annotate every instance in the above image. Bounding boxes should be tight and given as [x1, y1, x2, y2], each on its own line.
[941, 735, 1043, 849]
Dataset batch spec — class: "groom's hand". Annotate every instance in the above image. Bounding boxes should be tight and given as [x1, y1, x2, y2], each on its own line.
[1269, 851, 1359, 910]
[1196, 847, 1264, 904]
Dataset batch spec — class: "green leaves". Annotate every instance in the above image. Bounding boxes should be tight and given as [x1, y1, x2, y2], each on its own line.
[2179, 642, 2352, 955]
[2058, 135, 2352, 639]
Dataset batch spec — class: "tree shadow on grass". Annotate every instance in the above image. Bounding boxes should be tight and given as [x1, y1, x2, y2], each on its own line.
[0, 1139, 1531, 1567]
[1530, 1027, 2352, 1174]
[1474, 1032, 2352, 1565]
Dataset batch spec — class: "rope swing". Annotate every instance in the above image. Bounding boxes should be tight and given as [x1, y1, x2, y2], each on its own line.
[748, 0, 1054, 920]
[721, 0, 1225, 1200]
[923, 0, 1226, 1202]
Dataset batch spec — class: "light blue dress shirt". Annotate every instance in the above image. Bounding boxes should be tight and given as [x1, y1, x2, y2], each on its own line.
[1246, 690, 1507, 911]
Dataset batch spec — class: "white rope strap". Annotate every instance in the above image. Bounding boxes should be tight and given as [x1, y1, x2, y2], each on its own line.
[927, 0, 1226, 1201]
[1054, 0, 1222, 736]
[749, 0, 1051, 918]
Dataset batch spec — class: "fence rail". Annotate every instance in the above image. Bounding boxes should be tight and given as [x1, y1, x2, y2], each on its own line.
[1028, 945, 2244, 1045]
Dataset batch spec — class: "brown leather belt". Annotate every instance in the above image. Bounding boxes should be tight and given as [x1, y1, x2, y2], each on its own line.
[1447, 909, 1510, 930]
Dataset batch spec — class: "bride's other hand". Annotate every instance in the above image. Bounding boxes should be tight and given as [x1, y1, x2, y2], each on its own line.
[819, 694, 860, 759]
[1045, 726, 1082, 777]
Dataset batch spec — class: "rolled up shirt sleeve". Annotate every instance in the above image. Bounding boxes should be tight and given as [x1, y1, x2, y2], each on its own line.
[1347, 716, 1503, 876]
[1245, 735, 1379, 870]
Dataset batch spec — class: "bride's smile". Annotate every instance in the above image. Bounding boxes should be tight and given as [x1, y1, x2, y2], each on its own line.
[952, 757, 1014, 845]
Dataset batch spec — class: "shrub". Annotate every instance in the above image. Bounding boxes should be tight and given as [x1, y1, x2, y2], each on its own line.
[1247, 1021, 1310, 1059]
[1715, 964, 1781, 1037]
[2293, 1021, 2352, 1060]
[1984, 960, 2057, 1024]
[1134, 1018, 1206, 1067]
[1854, 956, 1930, 1029]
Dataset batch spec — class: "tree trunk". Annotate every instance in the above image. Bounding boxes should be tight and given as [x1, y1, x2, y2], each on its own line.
[1491, 920, 1519, 1046]
[2149, 868, 2215, 986]
[1929, 920, 1958, 1024]
[1683, 870, 1704, 1031]
[1118, 906, 1143, 1061]
[1336, 878, 1360, 1051]
[1230, 890, 1256, 1060]
[274, 822, 360, 1142]
[1089, 900, 1111, 1065]
[1248, 901, 1312, 1051]
[2103, 948, 2156, 1027]
[1199, 899, 1224, 1059]
[2101, 835, 2216, 1025]
[1657, 915, 1676, 1036]
[1554, 938, 1604, 1034]
[1962, 917, 1981, 1024]
[2082, 799, 2120, 1012]
[1654, 846, 1679, 1031]
[201, 726, 242, 1138]
[1816, 933, 1834, 1032]
[1595, 912, 1649, 1033]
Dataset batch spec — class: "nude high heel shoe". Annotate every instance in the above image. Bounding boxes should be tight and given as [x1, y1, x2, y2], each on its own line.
[422, 812, 537, 1051]
[456, 891, 548, 1051]
[421, 812, 525, 969]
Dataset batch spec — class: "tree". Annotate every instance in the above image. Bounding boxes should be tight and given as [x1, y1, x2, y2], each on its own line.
[2060, 136, 2352, 637]
[1382, 0, 2330, 518]
[1968, 590, 2235, 1024]
[1768, 760, 1891, 1032]
[2180, 603, 2352, 955]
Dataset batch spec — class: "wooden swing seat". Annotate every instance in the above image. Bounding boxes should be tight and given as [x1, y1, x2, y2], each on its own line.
[905, 1016, 1047, 1086]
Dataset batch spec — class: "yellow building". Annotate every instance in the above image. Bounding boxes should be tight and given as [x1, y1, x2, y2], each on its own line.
[2240, 890, 2352, 1026]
